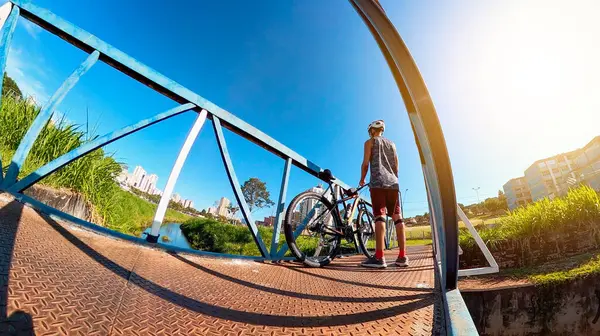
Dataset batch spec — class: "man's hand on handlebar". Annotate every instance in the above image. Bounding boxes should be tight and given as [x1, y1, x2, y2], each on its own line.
[359, 179, 365, 187]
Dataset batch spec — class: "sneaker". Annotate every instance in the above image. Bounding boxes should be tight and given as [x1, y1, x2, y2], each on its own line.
[395, 256, 409, 267]
[361, 257, 387, 268]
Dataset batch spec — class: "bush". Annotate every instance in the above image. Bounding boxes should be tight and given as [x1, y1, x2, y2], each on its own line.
[181, 218, 255, 254]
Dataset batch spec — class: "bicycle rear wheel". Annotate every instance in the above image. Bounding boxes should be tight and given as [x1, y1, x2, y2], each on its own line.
[356, 207, 376, 258]
[284, 191, 341, 267]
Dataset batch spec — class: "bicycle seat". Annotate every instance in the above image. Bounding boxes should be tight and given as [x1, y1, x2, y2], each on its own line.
[318, 169, 335, 182]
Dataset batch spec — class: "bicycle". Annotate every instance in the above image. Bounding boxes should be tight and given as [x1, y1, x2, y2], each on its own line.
[283, 169, 376, 267]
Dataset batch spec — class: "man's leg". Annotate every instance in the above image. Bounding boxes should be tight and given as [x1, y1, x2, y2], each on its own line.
[388, 189, 408, 267]
[374, 217, 386, 260]
[392, 213, 406, 258]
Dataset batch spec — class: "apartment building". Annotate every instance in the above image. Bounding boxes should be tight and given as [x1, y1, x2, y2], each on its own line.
[504, 136, 600, 205]
[573, 136, 600, 190]
[503, 177, 532, 210]
[524, 149, 581, 201]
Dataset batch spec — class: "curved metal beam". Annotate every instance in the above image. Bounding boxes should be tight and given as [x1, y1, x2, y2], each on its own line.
[349, 0, 459, 290]
[213, 116, 269, 258]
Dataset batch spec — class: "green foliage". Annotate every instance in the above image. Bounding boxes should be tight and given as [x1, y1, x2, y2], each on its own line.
[181, 218, 255, 254]
[241, 177, 274, 212]
[107, 188, 190, 235]
[460, 186, 600, 251]
[2, 74, 22, 99]
[530, 255, 600, 285]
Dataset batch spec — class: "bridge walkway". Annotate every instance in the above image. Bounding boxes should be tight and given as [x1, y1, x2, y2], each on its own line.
[0, 197, 443, 335]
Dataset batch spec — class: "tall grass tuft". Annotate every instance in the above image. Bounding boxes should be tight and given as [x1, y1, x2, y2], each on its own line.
[460, 186, 600, 252]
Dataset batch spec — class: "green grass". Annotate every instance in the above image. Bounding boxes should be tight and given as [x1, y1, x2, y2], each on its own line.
[108, 189, 190, 235]
[459, 186, 600, 251]
[406, 239, 432, 246]
[0, 93, 190, 235]
[477, 250, 600, 286]
[530, 255, 600, 285]
[406, 215, 503, 239]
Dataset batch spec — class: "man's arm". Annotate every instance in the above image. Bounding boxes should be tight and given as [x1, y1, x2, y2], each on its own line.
[359, 139, 372, 186]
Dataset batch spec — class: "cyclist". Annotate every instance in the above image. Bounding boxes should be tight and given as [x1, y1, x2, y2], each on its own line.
[359, 120, 408, 268]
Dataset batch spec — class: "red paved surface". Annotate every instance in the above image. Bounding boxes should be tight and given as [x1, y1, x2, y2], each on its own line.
[0, 197, 443, 335]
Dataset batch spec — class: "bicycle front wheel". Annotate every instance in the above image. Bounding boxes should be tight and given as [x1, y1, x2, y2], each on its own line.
[284, 191, 341, 267]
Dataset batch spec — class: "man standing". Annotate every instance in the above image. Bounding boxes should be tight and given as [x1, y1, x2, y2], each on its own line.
[359, 120, 408, 268]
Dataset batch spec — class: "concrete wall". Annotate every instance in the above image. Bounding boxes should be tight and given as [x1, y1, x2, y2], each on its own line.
[23, 185, 96, 223]
[462, 275, 600, 335]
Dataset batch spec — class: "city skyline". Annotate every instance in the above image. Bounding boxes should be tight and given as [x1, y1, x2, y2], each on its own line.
[117, 164, 196, 209]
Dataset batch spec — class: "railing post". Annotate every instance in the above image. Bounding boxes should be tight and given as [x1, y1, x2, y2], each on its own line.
[147, 109, 207, 242]
[0, 3, 20, 184]
[212, 116, 270, 258]
[270, 158, 291, 258]
[3, 50, 100, 187]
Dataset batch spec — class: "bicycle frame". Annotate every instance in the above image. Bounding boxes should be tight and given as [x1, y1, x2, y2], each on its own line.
[319, 182, 372, 239]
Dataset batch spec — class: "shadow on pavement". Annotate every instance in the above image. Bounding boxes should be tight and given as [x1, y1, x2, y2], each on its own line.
[0, 200, 36, 335]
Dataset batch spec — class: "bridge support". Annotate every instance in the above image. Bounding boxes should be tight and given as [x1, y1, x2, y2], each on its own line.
[212, 116, 270, 258]
[147, 109, 207, 243]
[270, 158, 291, 257]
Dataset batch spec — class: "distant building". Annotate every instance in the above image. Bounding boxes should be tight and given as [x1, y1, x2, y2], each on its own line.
[300, 185, 325, 219]
[207, 207, 217, 215]
[292, 211, 302, 224]
[572, 136, 600, 190]
[263, 216, 276, 227]
[217, 197, 230, 217]
[504, 135, 600, 204]
[183, 199, 194, 208]
[131, 166, 146, 189]
[524, 149, 581, 201]
[140, 174, 158, 194]
[171, 193, 182, 204]
[503, 177, 533, 210]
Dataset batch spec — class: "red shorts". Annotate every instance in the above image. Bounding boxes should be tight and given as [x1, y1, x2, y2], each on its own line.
[370, 188, 401, 217]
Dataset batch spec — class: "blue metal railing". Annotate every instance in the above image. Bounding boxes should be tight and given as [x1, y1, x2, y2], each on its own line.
[0, 1, 479, 333]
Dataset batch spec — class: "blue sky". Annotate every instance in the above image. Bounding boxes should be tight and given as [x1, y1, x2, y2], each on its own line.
[3, 0, 599, 221]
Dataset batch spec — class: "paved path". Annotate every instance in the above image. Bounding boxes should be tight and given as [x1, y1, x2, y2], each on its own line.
[0, 197, 443, 335]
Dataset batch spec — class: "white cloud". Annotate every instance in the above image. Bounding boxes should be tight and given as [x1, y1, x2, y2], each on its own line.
[19, 19, 41, 39]
[5, 45, 50, 103]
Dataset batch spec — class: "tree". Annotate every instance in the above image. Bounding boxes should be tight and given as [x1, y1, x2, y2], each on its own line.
[227, 203, 239, 217]
[2, 74, 22, 99]
[241, 177, 274, 212]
